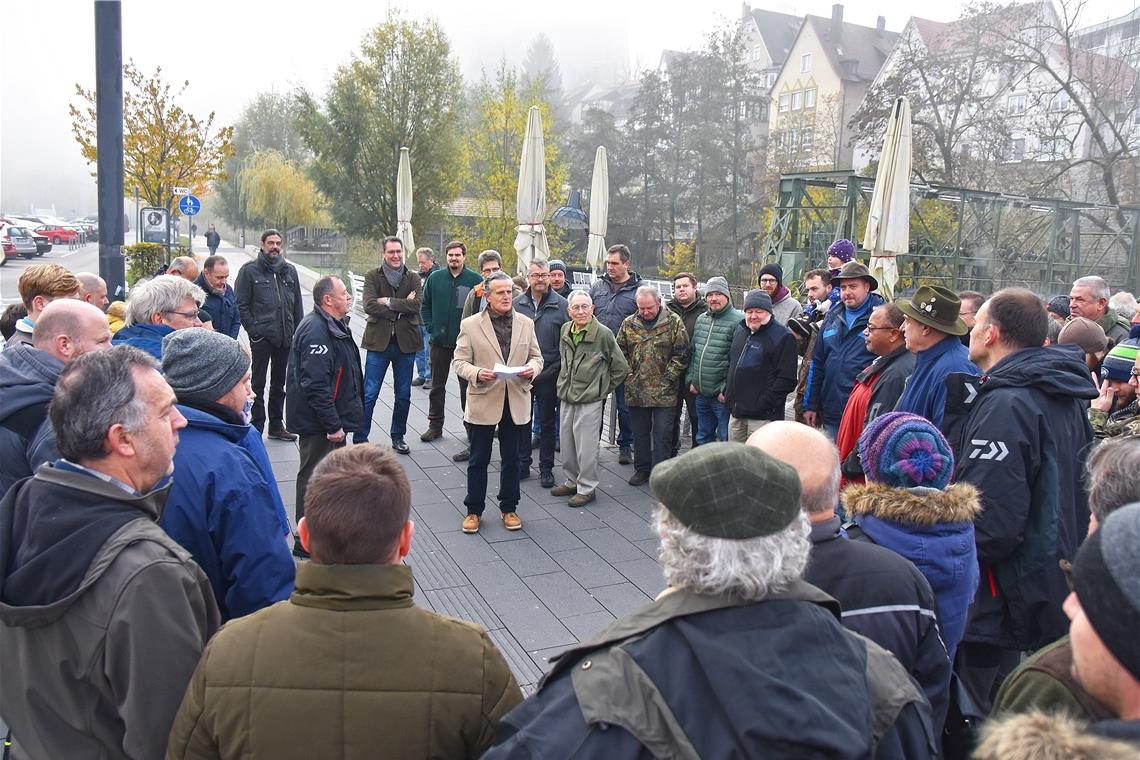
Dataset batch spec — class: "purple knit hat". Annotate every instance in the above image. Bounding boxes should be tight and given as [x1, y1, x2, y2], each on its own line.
[858, 412, 955, 490]
[827, 239, 856, 264]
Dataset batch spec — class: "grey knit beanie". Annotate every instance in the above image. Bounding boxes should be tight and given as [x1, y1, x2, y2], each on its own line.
[162, 329, 250, 403]
[743, 289, 773, 313]
[705, 276, 730, 297]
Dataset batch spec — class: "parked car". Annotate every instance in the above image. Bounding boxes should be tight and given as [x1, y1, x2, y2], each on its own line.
[29, 230, 52, 256]
[35, 225, 80, 244]
[1, 223, 38, 260]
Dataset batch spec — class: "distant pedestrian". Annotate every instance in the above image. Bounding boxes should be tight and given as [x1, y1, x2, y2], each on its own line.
[286, 276, 364, 557]
[0, 347, 219, 760]
[412, 246, 438, 387]
[166, 444, 523, 760]
[452, 273, 542, 534]
[358, 236, 423, 454]
[204, 223, 221, 255]
[551, 291, 628, 506]
[235, 229, 304, 440]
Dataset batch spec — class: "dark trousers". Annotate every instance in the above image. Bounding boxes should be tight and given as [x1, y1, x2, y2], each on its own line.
[630, 405, 675, 476]
[954, 641, 1023, 715]
[519, 380, 556, 473]
[361, 337, 415, 439]
[601, 382, 634, 448]
[670, 384, 699, 456]
[428, 343, 457, 429]
[251, 339, 290, 431]
[296, 434, 345, 521]
[465, 398, 526, 517]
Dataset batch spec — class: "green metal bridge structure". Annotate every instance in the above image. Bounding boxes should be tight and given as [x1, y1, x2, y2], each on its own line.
[762, 170, 1140, 298]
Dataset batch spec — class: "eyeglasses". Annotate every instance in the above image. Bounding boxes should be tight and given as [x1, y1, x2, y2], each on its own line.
[528, 273, 549, 280]
[1131, 367, 1140, 378]
[864, 326, 896, 332]
[164, 310, 202, 322]
[569, 304, 592, 312]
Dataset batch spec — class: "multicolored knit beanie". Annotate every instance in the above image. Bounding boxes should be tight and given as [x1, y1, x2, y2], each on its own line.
[1101, 338, 1140, 382]
[827, 239, 856, 263]
[858, 412, 955, 490]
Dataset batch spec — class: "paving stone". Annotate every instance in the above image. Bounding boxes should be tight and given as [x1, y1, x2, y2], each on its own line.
[546, 505, 606, 532]
[559, 610, 616, 642]
[463, 562, 576, 650]
[412, 499, 466, 533]
[573, 526, 644, 563]
[633, 538, 660, 559]
[600, 507, 655, 542]
[521, 518, 585, 554]
[524, 571, 603, 617]
[590, 582, 653, 617]
[530, 645, 573, 674]
[423, 585, 502, 631]
[487, 629, 544, 689]
[493, 538, 560, 576]
[435, 529, 500, 568]
[612, 556, 667, 597]
[551, 547, 626, 589]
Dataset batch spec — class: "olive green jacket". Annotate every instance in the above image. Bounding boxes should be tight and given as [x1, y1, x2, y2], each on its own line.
[556, 317, 629, 404]
[166, 563, 522, 760]
[616, 308, 690, 407]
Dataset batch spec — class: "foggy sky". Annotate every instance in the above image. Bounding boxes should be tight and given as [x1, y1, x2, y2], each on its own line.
[2, 0, 1136, 217]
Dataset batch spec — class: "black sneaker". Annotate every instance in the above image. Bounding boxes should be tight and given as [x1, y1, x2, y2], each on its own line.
[518, 467, 532, 481]
[618, 447, 633, 465]
[411, 376, 426, 387]
[452, 446, 470, 462]
[392, 437, 410, 455]
[539, 469, 556, 488]
[628, 471, 650, 486]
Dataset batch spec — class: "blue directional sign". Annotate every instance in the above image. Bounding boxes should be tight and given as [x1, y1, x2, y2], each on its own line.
[178, 194, 201, 216]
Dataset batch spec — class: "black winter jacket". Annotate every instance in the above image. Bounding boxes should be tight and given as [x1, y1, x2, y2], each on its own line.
[285, 307, 364, 436]
[724, 319, 798, 420]
[234, 250, 305, 348]
[805, 517, 951, 734]
[0, 344, 63, 495]
[943, 344, 1097, 651]
[513, 289, 568, 386]
[589, 272, 643, 335]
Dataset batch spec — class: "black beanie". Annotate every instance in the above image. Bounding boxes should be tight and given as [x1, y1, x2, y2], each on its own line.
[759, 263, 784, 288]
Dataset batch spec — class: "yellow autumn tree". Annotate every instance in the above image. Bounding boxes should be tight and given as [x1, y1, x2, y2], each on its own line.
[462, 62, 569, 273]
[660, 238, 697, 278]
[239, 150, 329, 245]
[70, 60, 234, 213]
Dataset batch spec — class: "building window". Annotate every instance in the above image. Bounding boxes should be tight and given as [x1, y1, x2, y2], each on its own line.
[1039, 138, 1064, 159]
[1007, 94, 1026, 114]
[1005, 137, 1026, 161]
[767, 72, 777, 87]
[778, 93, 790, 113]
[802, 128, 813, 151]
[775, 131, 786, 148]
[790, 129, 800, 148]
[805, 88, 816, 108]
[792, 91, 803, 110]
[800, 53, 812, 73]
[1049, 91, 1070, 112]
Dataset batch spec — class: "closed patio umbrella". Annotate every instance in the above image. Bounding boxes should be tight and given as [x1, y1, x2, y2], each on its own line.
[862, 96, 912, 300]
[586, 146, 609, 271]
[397, 146, 415, 263]
[514, 106, 550, 274]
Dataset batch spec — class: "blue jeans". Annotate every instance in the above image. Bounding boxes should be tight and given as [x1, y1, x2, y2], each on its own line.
[695, 394, 730, 443]
[415, 325, 430, 380]
[360, 337, 415, 440]
[532, 396, 561, 439]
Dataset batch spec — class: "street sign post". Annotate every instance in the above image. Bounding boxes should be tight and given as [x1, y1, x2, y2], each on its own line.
[178, 195, 200, 252]
[173, 186, 191, 196]
[141, 207, 169, 245]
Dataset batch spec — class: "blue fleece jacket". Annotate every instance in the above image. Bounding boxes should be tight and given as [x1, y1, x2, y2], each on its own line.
[894, 336, 979, 428]
[111, 322, 175, 360]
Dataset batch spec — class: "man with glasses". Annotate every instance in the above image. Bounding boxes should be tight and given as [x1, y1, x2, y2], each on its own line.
[112, 275, 206, 360]
[235, 230, 304, 440]
[513, 259, 568, 487]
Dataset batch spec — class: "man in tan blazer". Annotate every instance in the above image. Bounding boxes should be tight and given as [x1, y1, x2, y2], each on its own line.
[453, 273, 543, 534]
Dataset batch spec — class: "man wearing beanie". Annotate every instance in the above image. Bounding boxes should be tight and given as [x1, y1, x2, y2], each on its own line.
[547, 259, 572, 298]
[1090, 338, 1140, 440]
[666, 272, 706, 456]
[758, 263, 800, 325]
[893, 285, 979, 428]
[804, 262, 885, 439]
[685, 276, 743, 443]
[751, 421, 952, 737]
[1046, 294, 1071, 324]
[1063, 502, 1140, 744]
[161, 328, 295, 621]
[486, 443, 936, 758]
[724, 289, 798, 442]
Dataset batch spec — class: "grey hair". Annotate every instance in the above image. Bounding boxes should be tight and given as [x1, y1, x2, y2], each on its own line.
[802, 449, 842, 515]
[1087, 438, 1140, 523]
[485, 271, 513, 287]
[49, 346, 158, 462]
[167, 256, 197, 275]
[529, 258, 550, 270]
[477, 249, 502, 269]
[1073, 276, 1110, 302]
[125, 275, 204, 326]
[568, 290, 593, 306]
[654, 505, 812, 601]
[1108, 291, 1137, 320]
[636, 285, 662, 304]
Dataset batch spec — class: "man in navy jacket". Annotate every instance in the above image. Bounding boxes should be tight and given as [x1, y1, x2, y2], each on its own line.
[894, 286, 978, 428]
[195, 256, 241, 339]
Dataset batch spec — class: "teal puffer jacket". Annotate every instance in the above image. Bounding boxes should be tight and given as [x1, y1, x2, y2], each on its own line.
[685, 306, 743, 396]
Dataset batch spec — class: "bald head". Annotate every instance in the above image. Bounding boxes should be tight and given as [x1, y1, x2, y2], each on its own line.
[75, 272, 109, 311]
[32, 299, 113, 362]
[168, 256, 199, 281]
[747, 421, 840, 518]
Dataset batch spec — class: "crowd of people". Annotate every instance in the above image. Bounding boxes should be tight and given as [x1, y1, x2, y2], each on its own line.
[0, 230, 1137, 758]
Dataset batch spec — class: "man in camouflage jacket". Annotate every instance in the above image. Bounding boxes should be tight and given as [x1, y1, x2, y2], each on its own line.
[616, 286, 690, 486]
[1089, 339, 1139, 440]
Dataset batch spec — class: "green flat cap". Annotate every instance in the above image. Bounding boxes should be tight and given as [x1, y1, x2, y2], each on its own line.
[649, 442, 802, 539]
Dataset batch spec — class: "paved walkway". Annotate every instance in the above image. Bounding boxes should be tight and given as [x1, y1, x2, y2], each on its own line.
[227, 244, 669, 693]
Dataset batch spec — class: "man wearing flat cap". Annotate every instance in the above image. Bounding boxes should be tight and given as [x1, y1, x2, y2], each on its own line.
[486, 442, 936, 759]
[893, 285, 979, 428]
[803, 262, 885, 440]
[161, 328, 295, 622]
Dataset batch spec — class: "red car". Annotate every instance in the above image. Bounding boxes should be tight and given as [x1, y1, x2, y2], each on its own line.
[35, 225, 80, 244]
